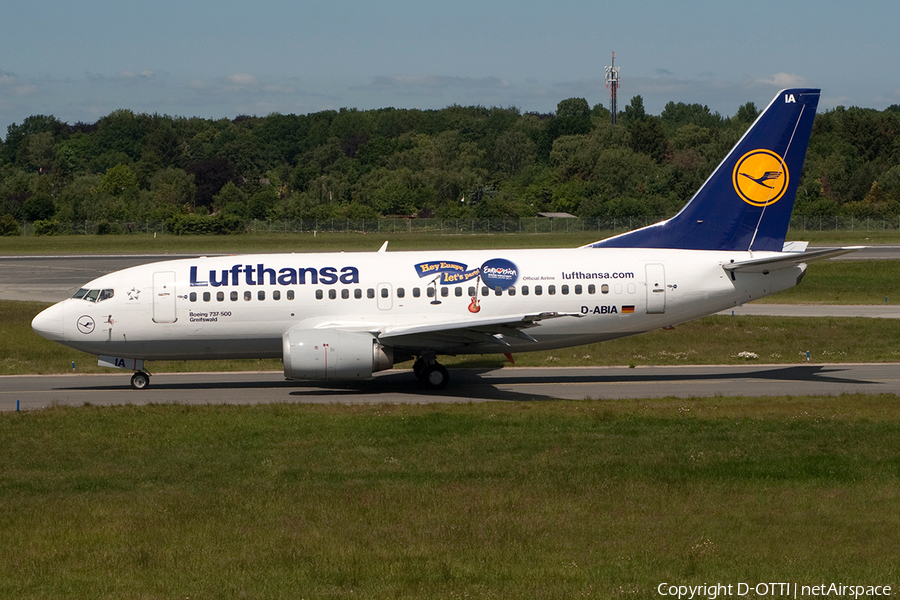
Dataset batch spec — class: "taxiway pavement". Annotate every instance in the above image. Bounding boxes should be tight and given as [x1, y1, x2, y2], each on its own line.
[2, 363, 898, 411]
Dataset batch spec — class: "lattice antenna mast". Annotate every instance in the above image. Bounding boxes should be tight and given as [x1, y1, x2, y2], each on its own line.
[605, 51, 620, 124]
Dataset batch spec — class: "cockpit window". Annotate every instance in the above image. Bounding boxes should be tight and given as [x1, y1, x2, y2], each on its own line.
[74, 288, 114, 303]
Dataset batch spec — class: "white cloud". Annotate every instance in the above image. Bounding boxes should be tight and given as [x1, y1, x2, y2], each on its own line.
[116, 70, 155, 79]
[754, 73, 809, 88]
[14, 84, 38, 96]
[364, 75, 512, 91]
[225, 73, 260, 87]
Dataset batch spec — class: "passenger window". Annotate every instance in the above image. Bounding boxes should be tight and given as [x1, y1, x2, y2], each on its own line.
[413, 288, 421, 298]
[601, 284, 609, 294]
[548, 285, 556, 295]
[494, 286, 501, 296]
[588, 284, 596, 294]
[244, 291, 252, 301]
[287, 290, 295, 300]
[441, 287, 449, 297]
[427, 287, 435, 298]
[190, 292, 197, 302]
[561, 285, 569, 295]
[575, 285, 582, 294]
[316, 290, 323, 300]
[341, 289, 349, 299]
[203, 292, 211, 302]
[535, 285, 542, 296]
[258, 291, 266, 301]
[482, 286, 489, 296]
[467, 287, 475, 297]
[217, 291, 224, 302]
[508, 286, 516, 296]
[231, 291, 238, 301]
[397, 288, 405, 298]
[367, 288, 375, 299]
[381, 288, 389, 298]
[328, 289, 336, 300]
[354, 289, 362, 299]
[273, 290, 281, 301]
[522, 286, 529, 296]
[455, 287, 462, 297]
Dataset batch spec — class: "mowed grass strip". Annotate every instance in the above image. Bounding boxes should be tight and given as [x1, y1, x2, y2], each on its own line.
[1, 398, 898, 599]
[6, 297, 900, 375]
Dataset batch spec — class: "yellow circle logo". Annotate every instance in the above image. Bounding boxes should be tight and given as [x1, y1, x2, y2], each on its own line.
[732, 149, 789, 207]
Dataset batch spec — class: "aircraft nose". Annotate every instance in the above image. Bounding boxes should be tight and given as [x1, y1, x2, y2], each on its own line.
[32, 302, 65, 341]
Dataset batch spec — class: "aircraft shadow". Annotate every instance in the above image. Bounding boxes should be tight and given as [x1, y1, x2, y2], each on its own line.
[55, 364, 878, 403]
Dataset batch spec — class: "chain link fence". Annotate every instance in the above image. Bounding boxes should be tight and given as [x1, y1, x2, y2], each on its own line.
[15, 215, 900, 236]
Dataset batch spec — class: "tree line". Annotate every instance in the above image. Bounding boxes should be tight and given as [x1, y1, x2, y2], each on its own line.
[1, 94, 898, 235]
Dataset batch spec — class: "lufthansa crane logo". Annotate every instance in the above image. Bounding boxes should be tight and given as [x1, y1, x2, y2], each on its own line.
[732, 149, 789, 207]
[76, 315, 95, 334]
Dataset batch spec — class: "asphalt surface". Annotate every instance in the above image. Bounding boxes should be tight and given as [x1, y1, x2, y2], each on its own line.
[2, 363, 899, 411]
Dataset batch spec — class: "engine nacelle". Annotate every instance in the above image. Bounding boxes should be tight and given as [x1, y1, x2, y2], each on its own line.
[282, 329, 393, 381]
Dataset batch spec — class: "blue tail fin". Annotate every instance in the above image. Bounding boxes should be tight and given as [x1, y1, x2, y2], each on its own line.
[589, 88, 820, 251]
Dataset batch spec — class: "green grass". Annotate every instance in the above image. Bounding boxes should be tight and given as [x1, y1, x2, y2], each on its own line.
[7, 299, 900, 375]
[1, 398, 898, 598]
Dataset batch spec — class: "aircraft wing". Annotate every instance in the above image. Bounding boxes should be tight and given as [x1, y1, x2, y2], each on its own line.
[723, 246, 864, 273]
[377, 311, 583, 348]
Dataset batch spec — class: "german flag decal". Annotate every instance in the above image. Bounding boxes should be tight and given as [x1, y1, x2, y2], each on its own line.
[621, 305, 635, 314]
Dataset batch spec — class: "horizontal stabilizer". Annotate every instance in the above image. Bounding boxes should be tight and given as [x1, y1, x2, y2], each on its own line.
[723, 247, 864, 273]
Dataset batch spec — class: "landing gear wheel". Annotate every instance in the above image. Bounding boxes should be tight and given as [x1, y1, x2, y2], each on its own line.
[130, 371, 150, 390]
[422, 363, 449, 390]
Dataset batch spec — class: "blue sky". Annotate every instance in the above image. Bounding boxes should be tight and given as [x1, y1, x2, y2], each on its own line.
[1, 0, 898, 138]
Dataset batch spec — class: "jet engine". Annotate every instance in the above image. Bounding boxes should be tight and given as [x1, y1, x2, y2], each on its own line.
[282, 329, 393, 381]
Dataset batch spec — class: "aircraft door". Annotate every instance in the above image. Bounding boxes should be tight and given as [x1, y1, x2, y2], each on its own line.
[377, 283, 392, 311]
[645, 264, 666, 314]
[153, 271, 178, 323]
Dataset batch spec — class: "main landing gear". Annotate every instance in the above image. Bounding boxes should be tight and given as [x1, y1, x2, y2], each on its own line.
[130, 371, 151, 390]
[412, 356, 449, 390]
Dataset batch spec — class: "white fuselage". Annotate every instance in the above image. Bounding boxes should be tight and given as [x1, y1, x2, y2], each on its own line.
[33, 246, 804, 362]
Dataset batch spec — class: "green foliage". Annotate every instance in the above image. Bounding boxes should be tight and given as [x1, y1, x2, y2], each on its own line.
[31, 219, 61, 236]
[2, 97, 899, 232]
[98, 163, 139, 196]
[23, 193, 55, 221]
[165, 213, 245, 235]
[0, 214, 19, 236]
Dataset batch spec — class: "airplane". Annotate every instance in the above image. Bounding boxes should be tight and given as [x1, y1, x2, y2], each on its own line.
[32, 88, 860, 390]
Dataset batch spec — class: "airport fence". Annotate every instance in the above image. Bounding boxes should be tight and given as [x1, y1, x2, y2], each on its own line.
[14, 215, 900, 236]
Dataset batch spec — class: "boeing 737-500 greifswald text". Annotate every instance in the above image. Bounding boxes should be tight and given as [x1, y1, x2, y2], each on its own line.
[32, 89, 860, 389]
